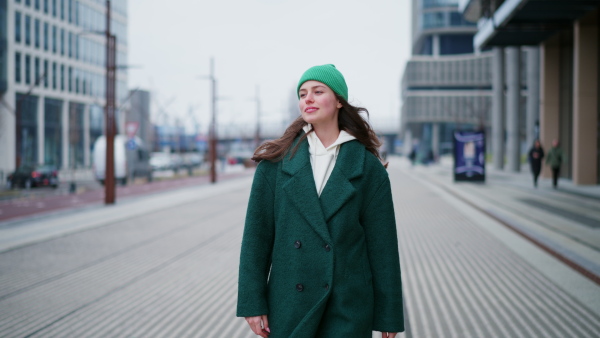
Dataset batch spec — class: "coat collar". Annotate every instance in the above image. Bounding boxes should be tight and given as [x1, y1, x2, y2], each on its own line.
[282, 133, 365, 243]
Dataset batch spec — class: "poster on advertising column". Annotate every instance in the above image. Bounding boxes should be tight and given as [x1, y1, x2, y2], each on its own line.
[453, 130, 485, 182]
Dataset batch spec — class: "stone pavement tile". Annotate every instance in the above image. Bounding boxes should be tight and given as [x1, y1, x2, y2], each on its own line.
[1, 160, 599, 337]
[387, 161, 600, 337]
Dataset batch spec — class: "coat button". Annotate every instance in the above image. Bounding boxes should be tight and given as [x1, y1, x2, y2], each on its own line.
[324, 244, 331, 252]
[324, 284, 329, 290]
[294, 240, 302, 249]
[296, 283, 304, 292]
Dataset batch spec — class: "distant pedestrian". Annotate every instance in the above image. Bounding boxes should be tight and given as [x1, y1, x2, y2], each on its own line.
[545, 139, 564, 189]
[237, 64, 404, 338]
[408, 148, 416, 165]
[528, 139, 544, 187]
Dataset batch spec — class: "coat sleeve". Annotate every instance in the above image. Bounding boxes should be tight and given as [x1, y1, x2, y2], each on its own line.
[236, 163, 276, 317]
[362, 175, 405, 333]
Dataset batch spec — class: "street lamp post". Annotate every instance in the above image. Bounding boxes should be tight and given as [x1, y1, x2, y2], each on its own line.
[104, 0, 117, 204]
[198, 58, 217, 184]
[254, 85, 261, 148]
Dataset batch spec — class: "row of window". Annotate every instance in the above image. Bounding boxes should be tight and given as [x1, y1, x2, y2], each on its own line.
[15, 51, 107, 98]
[15, 11, 128, 67]
[404, 95, 492, 121]
[421, 11, 476, 30]
[14, 4, 128, 48]
[422, 0, 459, 9]
[15, 0, 127, 18]
[404, 56, 492, 85]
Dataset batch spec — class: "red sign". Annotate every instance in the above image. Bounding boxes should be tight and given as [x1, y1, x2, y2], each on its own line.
[125, 122, 139, 139]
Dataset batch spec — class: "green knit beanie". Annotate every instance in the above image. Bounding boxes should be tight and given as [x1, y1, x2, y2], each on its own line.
[297, 64, 348, 101]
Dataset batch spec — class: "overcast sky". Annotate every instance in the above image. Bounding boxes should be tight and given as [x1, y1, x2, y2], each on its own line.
[128, 0, 412, 137]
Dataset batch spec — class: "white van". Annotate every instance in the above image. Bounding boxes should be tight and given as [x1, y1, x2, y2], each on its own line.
[92, 135, 152, 185]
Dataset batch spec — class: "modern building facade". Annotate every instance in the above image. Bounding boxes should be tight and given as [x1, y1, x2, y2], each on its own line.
[401, 0, 493, 160]
[462, 0, 600, 185]
[0, 0, 128, 180]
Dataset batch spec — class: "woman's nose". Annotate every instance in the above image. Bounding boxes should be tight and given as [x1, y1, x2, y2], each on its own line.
[304, 93, 314, 103]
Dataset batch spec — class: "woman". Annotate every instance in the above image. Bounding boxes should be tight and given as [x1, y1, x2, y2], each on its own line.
[528, 139, 544, 187]
[237, 64, 404, 338]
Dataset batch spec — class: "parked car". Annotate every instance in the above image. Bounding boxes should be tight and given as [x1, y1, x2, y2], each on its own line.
[6, 164, 59, 189]
[150, 152, 173, 171]
[92, 135, 152, 185]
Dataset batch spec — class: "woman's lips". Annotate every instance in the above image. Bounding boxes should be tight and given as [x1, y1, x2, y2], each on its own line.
[304, 107, 318, 113]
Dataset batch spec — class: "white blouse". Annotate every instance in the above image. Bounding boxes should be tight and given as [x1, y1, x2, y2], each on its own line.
[303, 124, 356, 196]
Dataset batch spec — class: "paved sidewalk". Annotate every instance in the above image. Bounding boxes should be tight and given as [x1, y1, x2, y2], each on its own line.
[0, 159, 598, 337]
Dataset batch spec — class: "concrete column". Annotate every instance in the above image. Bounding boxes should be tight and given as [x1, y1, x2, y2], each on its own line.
[506, 46, 521, 172]
[37, 96, 45, 164]
[0, 90, 16, 177]
[432, 122, 440, 160]
[526, 47, 540, 148]
[432, 34, 440, 57]
[572, 15, 599, 185]
[492, 47, 505, 170]
[403, 129, 412, 156]
[540, 36, 561, 179]
[83, 104, 90, 167]
[62, 100, 69, 169]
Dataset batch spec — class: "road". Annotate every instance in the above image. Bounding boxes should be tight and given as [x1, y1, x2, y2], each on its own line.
[0, 170, 252, 223]
[0, 158, 598, 337]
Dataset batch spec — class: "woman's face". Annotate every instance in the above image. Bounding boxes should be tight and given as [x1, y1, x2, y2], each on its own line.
[298, 81, 342, 127]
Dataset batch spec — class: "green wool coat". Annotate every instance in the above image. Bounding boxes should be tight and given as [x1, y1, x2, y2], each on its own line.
[237, 135, 404, 337]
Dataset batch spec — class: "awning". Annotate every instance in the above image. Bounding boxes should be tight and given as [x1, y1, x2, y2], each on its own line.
[474, 0, 600, 49]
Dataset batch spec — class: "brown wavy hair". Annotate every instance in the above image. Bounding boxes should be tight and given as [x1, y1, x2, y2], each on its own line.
[252, 94, 386, 166]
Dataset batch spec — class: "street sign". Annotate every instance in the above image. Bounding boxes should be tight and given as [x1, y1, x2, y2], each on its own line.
[126, 139, 137, 150]
[125, 122, 139, 139]
[453, 130, 486, 182]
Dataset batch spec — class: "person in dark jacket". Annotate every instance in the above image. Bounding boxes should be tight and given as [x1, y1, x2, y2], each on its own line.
[546, 139, 564, 189]
[528, 139, 544, 187]
[237, 64, 404, 338]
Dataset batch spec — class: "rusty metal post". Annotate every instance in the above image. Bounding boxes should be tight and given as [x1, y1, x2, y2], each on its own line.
[209, 58, 217, 184]
[104, 0, 116, 204]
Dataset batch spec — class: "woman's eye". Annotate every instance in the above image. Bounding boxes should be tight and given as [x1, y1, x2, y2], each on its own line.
[315, 91, 323, 94]
[299, 93, 305, 98]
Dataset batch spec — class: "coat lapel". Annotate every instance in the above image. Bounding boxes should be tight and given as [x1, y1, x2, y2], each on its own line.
[319, 140, 364, 222]
[282, 135, 332, 244]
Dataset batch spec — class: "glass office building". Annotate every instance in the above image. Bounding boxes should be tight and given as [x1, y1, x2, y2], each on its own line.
[401, 0, 492, 160]
[0, 0, 128, 175]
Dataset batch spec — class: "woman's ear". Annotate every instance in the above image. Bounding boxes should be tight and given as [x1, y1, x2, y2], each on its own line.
[337, 101, 343, 109]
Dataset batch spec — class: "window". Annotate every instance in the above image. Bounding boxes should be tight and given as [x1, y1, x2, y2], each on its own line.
[52, 0, 57, 17]
[44, 60, 49, 87]
[68, 66, 72, 92]
[34, 57, 40, 84]
[52, 62, 57, 89]
[15, 53, 22, 83]
[68, 0, 72, 23]
[25, 55, 31, 84]
[35, 0, 40, 10]
[52, 26, 57, 53]
[75, 35, 79, 60]
[68, 31, 72, 58]
[44, 0, 49, 13]
[75, 68, 79, 93]
[60, 0, 65, 20]
[34, 19, 40, 48]
[15, 12, 21, 43]
[43, 23, 49, 50]
[60, 64, 65, 90]
[25, 0, 31, 6]
[25, 15, 31, 46]
[60, 28, 65, 55]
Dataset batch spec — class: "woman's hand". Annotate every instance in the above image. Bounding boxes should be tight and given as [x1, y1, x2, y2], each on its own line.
[245, 315, 270, 337]
[381, 332, 398, 338]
